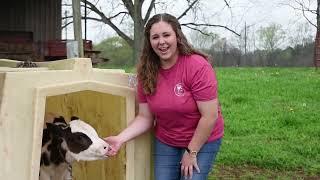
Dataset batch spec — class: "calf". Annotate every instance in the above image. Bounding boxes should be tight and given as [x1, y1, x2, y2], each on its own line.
[40, 116, 109, 180]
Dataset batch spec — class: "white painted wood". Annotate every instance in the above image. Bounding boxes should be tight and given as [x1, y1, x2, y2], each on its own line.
[0, 58, 151, 180]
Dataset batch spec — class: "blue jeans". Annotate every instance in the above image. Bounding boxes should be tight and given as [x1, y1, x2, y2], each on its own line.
[154, 138, 222, 180]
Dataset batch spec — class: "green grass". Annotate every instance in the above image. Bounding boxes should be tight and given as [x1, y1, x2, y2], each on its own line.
[212, 67, 320, 178]
[99, 65, 320, 178]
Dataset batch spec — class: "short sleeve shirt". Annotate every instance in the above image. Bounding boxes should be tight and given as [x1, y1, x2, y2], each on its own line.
[137, 54, 224, 147]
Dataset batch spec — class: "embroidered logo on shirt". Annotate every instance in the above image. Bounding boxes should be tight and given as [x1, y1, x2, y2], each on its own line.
[174, 83, 185, 96]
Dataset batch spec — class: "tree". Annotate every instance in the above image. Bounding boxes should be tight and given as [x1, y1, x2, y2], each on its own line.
[288, 22, 314, 47]
[189, 28, 219, 50]
[95, 36, 134, 66]
[282, 0, 317, 28]
[257, 23, 285, 66]
[234, 23, 257, 55]
[257, 23, 285, 52]
[231, 23, 253, 66]
[63, 0, 240, 63]
[282, 0, 319, 67]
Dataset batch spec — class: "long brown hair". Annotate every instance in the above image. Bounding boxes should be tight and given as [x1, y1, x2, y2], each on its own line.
[137, 13, 209, 95]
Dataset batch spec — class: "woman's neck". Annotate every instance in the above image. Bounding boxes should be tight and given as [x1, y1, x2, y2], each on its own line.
[160, 52, 179, 69]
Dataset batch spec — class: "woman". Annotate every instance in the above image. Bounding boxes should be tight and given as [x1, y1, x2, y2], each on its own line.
[104, 13, 224, 180]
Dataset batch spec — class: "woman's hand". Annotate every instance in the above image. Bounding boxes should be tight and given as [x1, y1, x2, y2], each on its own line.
[180, 151, 200, 179]
[104, 136, 124, 156]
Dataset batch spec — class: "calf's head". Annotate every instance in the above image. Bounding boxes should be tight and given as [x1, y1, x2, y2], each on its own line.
[46, 116, 109, 161]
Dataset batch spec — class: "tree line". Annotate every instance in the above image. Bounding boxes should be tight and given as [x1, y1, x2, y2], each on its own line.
[61, 0, 319, 67]
[94, 22, 315, 67]
[207, 42, 314, 67]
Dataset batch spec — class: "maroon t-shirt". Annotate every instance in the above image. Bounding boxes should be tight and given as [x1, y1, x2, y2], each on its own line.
[137, 54, 224, 147]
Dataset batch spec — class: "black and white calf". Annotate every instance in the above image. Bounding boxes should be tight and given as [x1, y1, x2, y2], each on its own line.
[40, 116, 109, 180]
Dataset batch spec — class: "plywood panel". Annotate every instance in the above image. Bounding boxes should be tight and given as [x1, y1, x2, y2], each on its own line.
[0, 58, 151, 180]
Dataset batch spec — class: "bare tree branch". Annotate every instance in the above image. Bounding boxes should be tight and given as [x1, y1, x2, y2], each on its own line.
[302, 8, 317, 28]
[61, 17, 103, 30]
[65, 0, 240, 56]
[118, 12, 130, 24]
[139, 0, 145, 7]
[184, 26, 212, 36]
[83, 17, 104, 22]
[181, 22, 241, 36]
[144, 0, 156, 24]
[61, 21, 73, 30]
[280, 0, 317, 28]
[177, 0, 200, 20]
[62, 4, 72, 7]
[121, 0, 134, 18]
[109, 11, 130, 20]
[62, 16, 73, 20]
[224, 0, 230, 8]
[293, 0, 317, 13]
[81, 0, 133, 46]
[282, 2, 317, 14]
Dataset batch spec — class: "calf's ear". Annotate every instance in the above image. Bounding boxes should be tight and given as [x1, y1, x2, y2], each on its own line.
[46, 123, 64, 137]
[45, 122, 52, 128]
[53, 116, 67, 124]
[71, 116, 79, 121]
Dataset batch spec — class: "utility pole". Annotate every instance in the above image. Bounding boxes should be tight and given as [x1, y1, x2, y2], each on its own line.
[84, 0, 87, 40]
[315, 0, 320, 68]
[64, 10, 68, 39]
[244, 22, 247, 57]
[72, 0, 84, 57]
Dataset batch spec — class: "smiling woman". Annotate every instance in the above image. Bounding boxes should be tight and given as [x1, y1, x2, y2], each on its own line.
[149, 21, 179, 69]
[104, 13, 225, 180]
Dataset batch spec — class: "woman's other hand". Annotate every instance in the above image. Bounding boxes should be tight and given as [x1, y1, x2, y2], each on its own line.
[180, 151, 200, 179]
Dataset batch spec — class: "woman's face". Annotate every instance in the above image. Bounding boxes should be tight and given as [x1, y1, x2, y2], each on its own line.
[149, 21, 179, 68]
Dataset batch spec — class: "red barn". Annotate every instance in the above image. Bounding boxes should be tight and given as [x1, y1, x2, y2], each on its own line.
[0, 0, 102, 64]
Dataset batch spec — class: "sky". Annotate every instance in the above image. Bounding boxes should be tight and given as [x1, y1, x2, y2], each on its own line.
[62, 0, 317, 46]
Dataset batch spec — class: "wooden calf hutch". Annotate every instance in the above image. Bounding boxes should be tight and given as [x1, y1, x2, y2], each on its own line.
[0, 58, 151, 180]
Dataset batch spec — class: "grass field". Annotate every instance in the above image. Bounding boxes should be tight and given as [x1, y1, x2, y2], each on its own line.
[98, 65, 320, 179]
[210, 67, 320, 179]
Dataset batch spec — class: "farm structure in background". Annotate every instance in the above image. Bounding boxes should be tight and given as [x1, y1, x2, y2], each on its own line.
[0, 0, 106, 65]
[0, 31, 104, 64]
